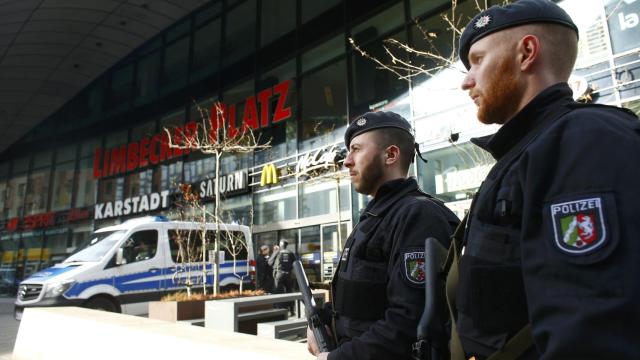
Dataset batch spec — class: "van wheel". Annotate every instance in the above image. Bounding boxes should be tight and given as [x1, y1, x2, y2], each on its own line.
[84, 297, 118, 312]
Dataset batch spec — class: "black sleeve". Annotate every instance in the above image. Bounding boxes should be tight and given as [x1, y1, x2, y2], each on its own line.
[518, 110, 640, 358]
[329, 199, 455, 360]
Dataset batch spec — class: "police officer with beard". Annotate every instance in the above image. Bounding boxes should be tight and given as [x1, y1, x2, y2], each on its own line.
[307, 111, 459, 360]
[448, 1, 640, 359]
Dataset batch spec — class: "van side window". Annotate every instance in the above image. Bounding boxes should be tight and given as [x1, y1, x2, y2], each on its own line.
[168, 229, 247, 263]
[121, 230, 158, 263]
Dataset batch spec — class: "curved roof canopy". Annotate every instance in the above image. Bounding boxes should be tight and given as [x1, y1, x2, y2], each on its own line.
[0, 0, 210, 153]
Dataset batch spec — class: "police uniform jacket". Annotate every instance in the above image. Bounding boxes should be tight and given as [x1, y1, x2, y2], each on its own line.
[456, 83, 640, 358]
[329, 177, 459, 360]
[256, 254, 274, 291]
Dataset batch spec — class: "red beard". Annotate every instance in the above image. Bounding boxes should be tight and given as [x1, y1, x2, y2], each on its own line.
[476, 57, 525, 125]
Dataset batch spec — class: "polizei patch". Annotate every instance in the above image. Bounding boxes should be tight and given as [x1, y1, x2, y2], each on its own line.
[551, 197, 606, 255]
[403, 251, 425, 285]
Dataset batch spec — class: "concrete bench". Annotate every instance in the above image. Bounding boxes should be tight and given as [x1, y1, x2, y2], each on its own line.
[205, 291, 327, 335]
[257, 318, 308, 340]
[13, 306, 315, 360]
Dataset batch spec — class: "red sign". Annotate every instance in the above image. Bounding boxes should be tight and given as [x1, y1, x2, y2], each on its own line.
[2, 208, 93, 232]
[93, 79, 292, 179]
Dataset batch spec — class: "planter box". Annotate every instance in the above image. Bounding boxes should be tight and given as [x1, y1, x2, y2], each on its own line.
[148, 300, 205, 322]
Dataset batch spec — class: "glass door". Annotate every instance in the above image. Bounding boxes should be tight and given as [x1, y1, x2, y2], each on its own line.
[320, 223, 348, 281]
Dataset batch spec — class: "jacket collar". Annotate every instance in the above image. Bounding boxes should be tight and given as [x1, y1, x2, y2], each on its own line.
[362, 177, 419, 219]
[471, 82, 575, 160]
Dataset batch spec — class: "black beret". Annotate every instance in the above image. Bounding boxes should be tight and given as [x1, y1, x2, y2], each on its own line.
[344, 111, 413, 148]
[459, 0, 579, 70]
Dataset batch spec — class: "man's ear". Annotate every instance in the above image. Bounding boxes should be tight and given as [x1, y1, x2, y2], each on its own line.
[384, 145, 400, 165]
[518, 34, 540, 72]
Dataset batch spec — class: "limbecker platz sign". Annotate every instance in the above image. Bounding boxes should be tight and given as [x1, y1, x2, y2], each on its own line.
[93, 80, 292, 180]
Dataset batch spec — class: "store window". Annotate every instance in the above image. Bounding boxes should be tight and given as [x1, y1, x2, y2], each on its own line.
[220, 152, 251, 174]
[192, 17, 222, 80]
[0, 162, 8, 219]
[0, 237, 17, 295]
[299, 59, 348, 152]
[125, 169, 154, 198]
[302, 0, 342, 24]
[417, 142, 495, 219]
[299, 179, 349, 218]
[184, 156, 216, 184]
[75, 157, 97, 208]
[410, 0, 449, 18]
[97, 176, 125, 204]
[7, 174, 27, 218]
[301, 35, 344, 73]
[51, 161, 75, 211]
[108, 64, 133, 110]
[25, 168, 50, 215]
[260, 0, 296, 46]
[253, 185, 296, 224]
[223, 0, 256, 66]
[196, 2, 222, 26]
[135, 50, 161, 105]
[255, 60, 297, 164]
[350, 29, 409, 118]
[219, 193, 252, 225]
[42, 232, 69, 267]
[155, 109, 186, 192]
[19, 233, 44, 279]
[0, 180, 6, 220]
[154, 162, 183, 193]
[222, 79, 255, 141]
[161, 36, 190, 91]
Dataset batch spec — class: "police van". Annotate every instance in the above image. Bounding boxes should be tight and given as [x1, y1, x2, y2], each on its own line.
[14, 216, 255, 320]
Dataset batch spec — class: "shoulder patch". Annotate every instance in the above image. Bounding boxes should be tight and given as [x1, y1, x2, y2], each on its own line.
[403, 251, 425, 285]
[551, 197, 606, 255]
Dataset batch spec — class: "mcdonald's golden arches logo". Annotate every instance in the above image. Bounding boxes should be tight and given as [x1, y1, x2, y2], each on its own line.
[260, 163, 279, 186]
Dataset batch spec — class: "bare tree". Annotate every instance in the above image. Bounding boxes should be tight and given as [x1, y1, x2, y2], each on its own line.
[164, 103, 270, 296]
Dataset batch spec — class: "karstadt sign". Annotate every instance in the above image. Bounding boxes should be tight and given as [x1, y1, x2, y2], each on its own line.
[94, 190, 170, 220]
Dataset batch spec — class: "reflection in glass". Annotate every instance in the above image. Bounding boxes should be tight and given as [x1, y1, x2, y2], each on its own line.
[302, 0, 341, 23]
[417, 142, 495, 219]
[253, 186, 296, 224]
[261, 0, 296, 46]
[75, 158, 97, 208]
[25, 169, 50, 215]
[224, 1, 256, 66]
[299, 179, 349, 218]
[51, 162, 75, 211]
[193, 18, 222, 79]
[7, 175, 27, 218]
[299, 60, 347, 152]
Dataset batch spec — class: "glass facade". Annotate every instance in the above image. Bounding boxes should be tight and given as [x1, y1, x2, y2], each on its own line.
[1, 0, 639, 293]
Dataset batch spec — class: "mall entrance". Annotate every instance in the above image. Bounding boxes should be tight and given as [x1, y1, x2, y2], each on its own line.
[253, 221, 349, 284]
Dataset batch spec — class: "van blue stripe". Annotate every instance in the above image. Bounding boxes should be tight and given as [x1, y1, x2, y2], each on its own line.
[64, 262, 250, 298]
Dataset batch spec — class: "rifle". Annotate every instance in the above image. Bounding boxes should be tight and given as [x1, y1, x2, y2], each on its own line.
[412, 237, 449, 360]
[293, 260, 336, 353]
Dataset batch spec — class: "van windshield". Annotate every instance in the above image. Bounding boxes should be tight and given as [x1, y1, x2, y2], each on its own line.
[64, 230, 126, 263]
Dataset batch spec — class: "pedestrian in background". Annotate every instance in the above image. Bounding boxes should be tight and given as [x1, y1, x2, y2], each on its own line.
[256, 244, 274, 293]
